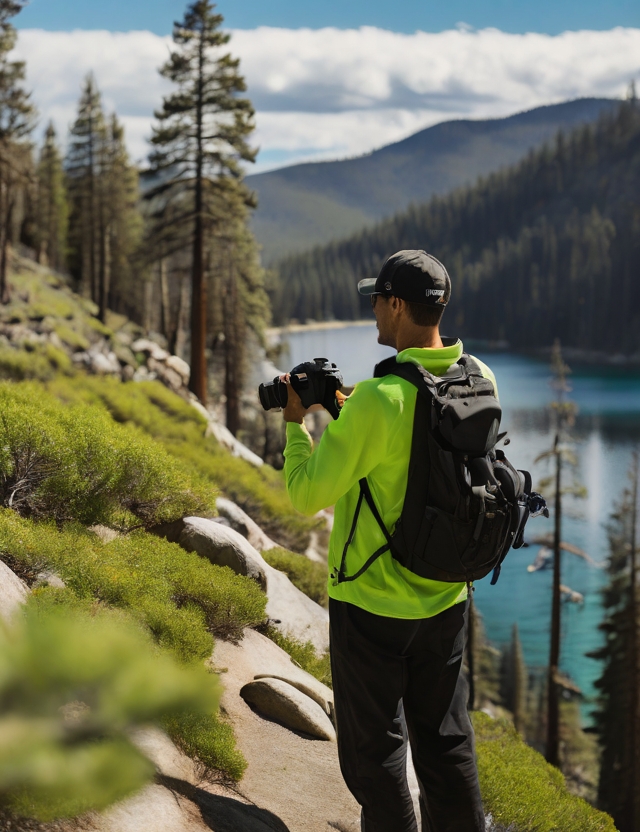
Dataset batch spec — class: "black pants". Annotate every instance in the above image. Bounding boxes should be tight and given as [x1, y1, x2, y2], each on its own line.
[329, 598, 484, 832]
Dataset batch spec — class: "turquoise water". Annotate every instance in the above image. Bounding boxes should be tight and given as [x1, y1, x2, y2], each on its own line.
[278, 323, 640, 715]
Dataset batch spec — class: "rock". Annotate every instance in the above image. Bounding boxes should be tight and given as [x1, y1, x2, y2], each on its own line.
[264, 564, 329, 653]
[129, 726, 198, 785]
[132, 365, 157, 381]
[216, 497, 278, 552]
[172, 517, 268, 590]
[89, 524, 121, 544]
[215, 628, 333, 717]
[152, 518, 329, 650]
[148, 357, 185, 392]
[206, 419, 264, 467]
[87, 348, 121, 375]
[0, 560, 29, 625]
[213, 629, 360, 832]
[94, 783, 207, 832]
[34, 569, 66, 589]
[166, 354, 190, 384]
[304, 531, 326, 564]
[131, 338, 170, 362]
[241, 678, 336, 741]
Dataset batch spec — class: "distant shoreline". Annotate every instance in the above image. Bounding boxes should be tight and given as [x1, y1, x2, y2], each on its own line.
[266, 320, 374, 339]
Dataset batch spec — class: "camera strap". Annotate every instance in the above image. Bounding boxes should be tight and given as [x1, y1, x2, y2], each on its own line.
[332, 478, 392, 585]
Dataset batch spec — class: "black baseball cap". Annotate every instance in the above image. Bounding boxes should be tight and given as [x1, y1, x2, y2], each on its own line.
[357, 250, 451, 306]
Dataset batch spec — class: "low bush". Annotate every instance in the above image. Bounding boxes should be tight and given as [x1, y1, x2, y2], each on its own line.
[0, 381, 215, 528]
[262, 547, 328, 607]
[0, 599, 220, 820]
[0, 511, 266, 654]
[49, 376, 321, 551]
[474, 712, 616, 832]
[0, 344, 71, 382]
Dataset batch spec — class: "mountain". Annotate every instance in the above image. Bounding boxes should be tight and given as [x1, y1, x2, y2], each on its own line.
[270, 98, 640, 356]
[248, 98, 618, 263]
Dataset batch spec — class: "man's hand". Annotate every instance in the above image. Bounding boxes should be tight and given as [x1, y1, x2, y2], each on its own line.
[282, 376, 349, 423]
[282, 375, 307, 424]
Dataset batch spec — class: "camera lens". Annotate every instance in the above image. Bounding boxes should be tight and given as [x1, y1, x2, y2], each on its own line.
[258, 377, 288, 411]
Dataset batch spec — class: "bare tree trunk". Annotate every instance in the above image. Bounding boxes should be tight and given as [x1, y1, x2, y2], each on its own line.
[98, 223, 110, 323]
[175, 273, 189, 358]
[188, 29, 207, 405]
[546, 433, 562, 767]
[159, 258, 171, 343]
[143, 277, 153, 334]
[0, 192, 15, 305]
[224, 264, 241, 436]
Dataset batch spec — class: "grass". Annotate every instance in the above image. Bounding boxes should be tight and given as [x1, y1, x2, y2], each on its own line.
[474, 712, 616, 832]
[262, 547, 328, 607]
[261, 625, 332, 689]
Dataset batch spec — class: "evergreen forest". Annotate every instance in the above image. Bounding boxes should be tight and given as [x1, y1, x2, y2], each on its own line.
[271, 93, 640, 356]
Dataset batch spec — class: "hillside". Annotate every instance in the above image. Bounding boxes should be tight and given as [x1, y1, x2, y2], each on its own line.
[271, 98, 640, 356]
[248, 98, 617, 263]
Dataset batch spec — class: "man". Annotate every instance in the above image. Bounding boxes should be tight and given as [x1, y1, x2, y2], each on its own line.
[282, 250, 495, 832]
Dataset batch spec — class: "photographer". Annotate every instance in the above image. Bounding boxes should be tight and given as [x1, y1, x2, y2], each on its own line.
[281, 251, 497, 832]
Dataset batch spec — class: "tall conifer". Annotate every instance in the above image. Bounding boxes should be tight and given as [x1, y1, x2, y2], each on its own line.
[0, 0, 35, 302]
[66, 74, 106, 303]
[36, 122, 68, 271]
[148, 0, 257, 407]
[591, 456, 640, 831]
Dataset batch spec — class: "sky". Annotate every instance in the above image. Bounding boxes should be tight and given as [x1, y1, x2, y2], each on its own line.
[13, 1, 640, 172]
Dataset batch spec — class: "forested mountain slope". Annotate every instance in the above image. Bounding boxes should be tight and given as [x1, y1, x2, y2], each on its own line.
[271, 99, 640, 355]
[248, 98, 616, 263]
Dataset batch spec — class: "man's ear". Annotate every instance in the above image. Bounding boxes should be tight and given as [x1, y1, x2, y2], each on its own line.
[390, 296, 403, 314]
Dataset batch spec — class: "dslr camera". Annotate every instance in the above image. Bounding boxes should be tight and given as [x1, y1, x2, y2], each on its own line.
[258, 357, 344, 420]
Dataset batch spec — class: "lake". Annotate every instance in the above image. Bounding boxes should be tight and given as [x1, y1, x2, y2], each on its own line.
[275, 322, 640, 715]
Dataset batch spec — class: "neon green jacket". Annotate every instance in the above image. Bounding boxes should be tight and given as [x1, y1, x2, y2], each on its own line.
[283, 339, 498, 619]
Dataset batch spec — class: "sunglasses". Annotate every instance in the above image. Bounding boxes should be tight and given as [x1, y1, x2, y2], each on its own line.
[370, 294, 383, 308]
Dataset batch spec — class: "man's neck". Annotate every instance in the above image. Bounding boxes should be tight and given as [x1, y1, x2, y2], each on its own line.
[395, 326, 444, 353]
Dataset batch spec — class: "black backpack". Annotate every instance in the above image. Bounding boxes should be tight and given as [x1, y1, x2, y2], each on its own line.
[332, 354, 547, 588]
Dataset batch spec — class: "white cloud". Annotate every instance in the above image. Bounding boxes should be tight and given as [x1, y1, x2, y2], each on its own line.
[13, 26, 640, 171]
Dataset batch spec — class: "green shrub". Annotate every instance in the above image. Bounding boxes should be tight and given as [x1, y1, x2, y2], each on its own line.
[0, 344, 71, 382]
[0, 381, 215, 528]
[0, 512, 266, 654]
[0, 600, 220, 820]
[473, 712, 616, 832]
[262, 626, 332, 689]
[262, 547, 328, 606]
[164, 712, 246, 782]
[48, 375, 321, 551]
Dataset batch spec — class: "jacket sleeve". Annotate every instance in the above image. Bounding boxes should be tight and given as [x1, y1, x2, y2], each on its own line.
[283, 382, 389, 516]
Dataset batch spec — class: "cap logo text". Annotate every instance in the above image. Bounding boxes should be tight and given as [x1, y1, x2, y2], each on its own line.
[426, 289, 445, 297]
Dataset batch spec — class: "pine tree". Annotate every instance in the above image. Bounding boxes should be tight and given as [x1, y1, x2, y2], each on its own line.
[148, 0, 258, 407]
[534, 341, 584, 767]
[35, 122, 68, 271]
[101, 113, 142, 321]
[0, 0, 35, 303]
[501, 623, 528, 737]
[65, 74, 107, 304]
[591, 455, 640, 831]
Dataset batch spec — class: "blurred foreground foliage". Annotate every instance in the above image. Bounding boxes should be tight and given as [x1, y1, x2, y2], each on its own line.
[0, 601, 220, 821]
